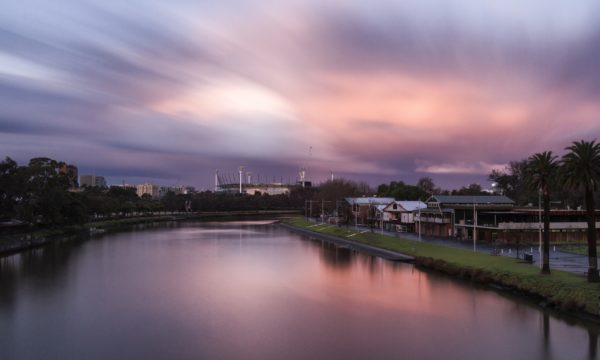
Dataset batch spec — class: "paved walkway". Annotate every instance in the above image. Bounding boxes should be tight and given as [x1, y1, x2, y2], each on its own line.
[314, 220, 593, 275]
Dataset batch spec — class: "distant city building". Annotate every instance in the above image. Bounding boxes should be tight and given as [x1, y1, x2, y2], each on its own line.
[158, 185, 195, 198]
[110, 183, 135, 190]
[59, 163, 78, 188]
[215, 167, 302, 195]
[80, 174, 107, 188]
[159, 186, 175, 198]
[245, 184, 290, 196]
[180, 186, 196, 195]
[218, 182, 291, 195]
[137, 183, 159, 199]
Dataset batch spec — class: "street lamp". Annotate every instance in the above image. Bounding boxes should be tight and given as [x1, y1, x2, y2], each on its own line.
[473, 196, 477, 252]
[418, 205, 421, 242]
[355, 201, 358, 231]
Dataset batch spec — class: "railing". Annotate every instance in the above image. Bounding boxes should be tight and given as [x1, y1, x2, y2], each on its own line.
[498, 222, 600, 230]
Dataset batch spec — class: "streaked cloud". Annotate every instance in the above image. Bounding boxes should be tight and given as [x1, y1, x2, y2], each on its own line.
[415, 161, 508, 175]
[1, 0, 600, 188]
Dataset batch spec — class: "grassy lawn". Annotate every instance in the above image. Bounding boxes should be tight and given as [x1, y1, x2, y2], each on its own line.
[560, 244, 598, 256]
[283, 217, 600, 316]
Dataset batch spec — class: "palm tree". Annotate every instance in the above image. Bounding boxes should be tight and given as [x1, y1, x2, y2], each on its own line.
[561, 140, 600, 282]
[526, 151, 559, 274]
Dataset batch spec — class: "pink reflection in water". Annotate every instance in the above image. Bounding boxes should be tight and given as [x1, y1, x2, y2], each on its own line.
[0, 221, 597, 360]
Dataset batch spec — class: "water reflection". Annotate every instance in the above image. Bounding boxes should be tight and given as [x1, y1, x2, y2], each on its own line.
[1, 221, 600, 360]
[590, 330, 598, 360]
[309, 239, 354, 269]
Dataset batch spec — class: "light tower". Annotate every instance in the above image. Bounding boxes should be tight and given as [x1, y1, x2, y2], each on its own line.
[238, 166, 244, 194]
[215, 170, 219, 192]
[299, 168, 306, 188]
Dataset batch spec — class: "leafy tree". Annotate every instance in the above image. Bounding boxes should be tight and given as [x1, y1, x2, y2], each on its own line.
[525, 151, 559, 274]
[309, 179, 368, 221]
[561, 140, 600, 282]
[162, 191, 186, 212]
[451, 183, 485, 196]
[377, 181, 427, 200]
[489, 160, 538, 205]
[21, 157, 72, 225]
[0, 157, 22, 220]
[417, 176, 438, 195]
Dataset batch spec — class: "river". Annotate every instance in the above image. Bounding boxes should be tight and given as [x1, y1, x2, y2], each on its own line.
[1, 220, 598, 359]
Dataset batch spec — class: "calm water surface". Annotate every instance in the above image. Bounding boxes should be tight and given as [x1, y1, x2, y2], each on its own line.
[1, 221, 599, 360]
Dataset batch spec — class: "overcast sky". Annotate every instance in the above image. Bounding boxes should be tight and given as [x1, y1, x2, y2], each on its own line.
[2, 0, 600, 190]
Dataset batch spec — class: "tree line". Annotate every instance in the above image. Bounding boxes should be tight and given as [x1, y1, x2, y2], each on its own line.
[0, 157, 307, 227]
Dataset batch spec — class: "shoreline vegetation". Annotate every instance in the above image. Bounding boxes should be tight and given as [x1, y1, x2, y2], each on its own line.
[280, 217, 600, 322]
[0, 210, 300, 257]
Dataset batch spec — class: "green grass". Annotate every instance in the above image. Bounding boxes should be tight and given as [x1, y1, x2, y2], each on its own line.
[283, 217, 600, 317]
[560, 244, 598, 256]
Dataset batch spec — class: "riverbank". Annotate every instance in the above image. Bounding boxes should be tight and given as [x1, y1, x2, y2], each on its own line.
[0, 210, 300, 257]
[281, 217, 600, 320]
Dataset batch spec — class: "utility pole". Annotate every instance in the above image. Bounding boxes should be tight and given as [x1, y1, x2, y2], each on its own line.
[318, 200, 332, 224]
[418, 205, 421, 242]
[381, 207, 384, 234]
[355, 202, 358, 230]
[473, 198, 477, 252]
[304, 200, 308, 218]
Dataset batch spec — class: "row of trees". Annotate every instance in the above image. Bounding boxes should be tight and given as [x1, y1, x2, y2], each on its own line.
[0, 157, 88, 225]
[0, 157, 307, 228]
[523, 140, 600, 282]
[377, 178, 488, 200]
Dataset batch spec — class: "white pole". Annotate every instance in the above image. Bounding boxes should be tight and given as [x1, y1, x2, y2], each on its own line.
[238, 166, 244, 194]
[418, 206, 421, 242]
[473, 199, 477, 252]
[381, 208, 384, 234]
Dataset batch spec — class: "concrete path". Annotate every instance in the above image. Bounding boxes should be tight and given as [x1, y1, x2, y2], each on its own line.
[313, 220, 594, 275]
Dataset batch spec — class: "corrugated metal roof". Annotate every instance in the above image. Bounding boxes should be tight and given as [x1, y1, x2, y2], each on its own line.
[375, 205, 387, 212]
[345, 197, 395, 205]
[397, 201, 427, 211]
[383, 201, 427, 212]
[429, 195, 515, 204]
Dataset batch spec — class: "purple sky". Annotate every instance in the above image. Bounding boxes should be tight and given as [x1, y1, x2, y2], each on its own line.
[2, 0, 600, 190]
